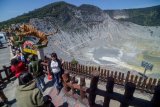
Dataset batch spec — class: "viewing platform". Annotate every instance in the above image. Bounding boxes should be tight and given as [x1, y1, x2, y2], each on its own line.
[0, 60, 160, 107]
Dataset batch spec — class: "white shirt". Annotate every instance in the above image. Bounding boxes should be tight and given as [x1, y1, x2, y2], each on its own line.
[50, 60, 60, 73]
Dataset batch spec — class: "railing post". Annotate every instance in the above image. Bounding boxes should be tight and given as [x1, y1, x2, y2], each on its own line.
[103, 69, 106, 81]
[125, 71, 130, 84]
[151, 79, 157, 92]
[121, 73, 125, 84]
[141, 78, 147, 92]
[114, 71, 117, 83]
[88, 70, 99, 106]
[0, 70, 3, 84]
[98, 66, 100, 71]
[62, 71, 71, 92]
[158, 79, 160, 85]
[80, 76, 86, 99]
[103, 77, 114, 107]
[3, 66, 10, 82]
[120, 82, 136, 107]
[151, 85, 160, 107]
[71, 75, 76, 95]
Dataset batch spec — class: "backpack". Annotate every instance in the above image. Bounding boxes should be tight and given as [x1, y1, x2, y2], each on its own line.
[29, 60, 43, 77]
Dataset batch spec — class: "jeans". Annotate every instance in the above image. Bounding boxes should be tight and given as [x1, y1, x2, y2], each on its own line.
[53, 72, 62, 90]
[36, 75, 45, 92]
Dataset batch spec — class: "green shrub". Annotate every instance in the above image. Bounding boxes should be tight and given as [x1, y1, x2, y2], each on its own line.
[71, 58, 78, 66]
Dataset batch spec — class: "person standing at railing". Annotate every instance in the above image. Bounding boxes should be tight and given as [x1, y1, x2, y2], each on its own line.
[28, 55, 45, 93]
[0, 89, 10, 106]
[8, 34, 15, 55]
[13, 50, 26, 62]
[50, 52, 63, 95]
[10, 58, 27, 85]
[44, 56, 53, 80]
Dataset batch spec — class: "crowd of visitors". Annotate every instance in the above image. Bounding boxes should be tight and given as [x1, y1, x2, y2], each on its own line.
[0, 27, 64, 107]
[0, 48, 64, 107]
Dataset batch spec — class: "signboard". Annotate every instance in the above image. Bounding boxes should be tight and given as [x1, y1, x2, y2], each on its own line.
[22, 40, 37, 55]
[140, 60, 153, 78]
[141, 61, 153, 71]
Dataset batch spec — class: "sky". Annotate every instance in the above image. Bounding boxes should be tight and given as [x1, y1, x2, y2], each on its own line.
[0, 0, 160, 22]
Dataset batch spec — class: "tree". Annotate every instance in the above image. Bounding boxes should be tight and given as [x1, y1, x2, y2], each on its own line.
[71, 58, 78, 66]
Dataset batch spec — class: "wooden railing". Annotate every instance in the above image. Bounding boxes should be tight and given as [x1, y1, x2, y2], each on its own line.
[62, 70, 160, 107]
[41, 61, 160, 107]
[0, 66, 14, 84]
[62, 61, 160, 93]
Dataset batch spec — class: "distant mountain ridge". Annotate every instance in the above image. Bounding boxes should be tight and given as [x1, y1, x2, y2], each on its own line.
[105, 5, 160, 26]
[0, 1, 160, 29]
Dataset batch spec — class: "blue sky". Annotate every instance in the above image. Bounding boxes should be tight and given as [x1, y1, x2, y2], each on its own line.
[0, 0, 160, 22]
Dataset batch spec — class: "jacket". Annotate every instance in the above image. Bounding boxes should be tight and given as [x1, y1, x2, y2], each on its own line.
[15, 81, 44, 107]
[10, 61, 26, 78]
